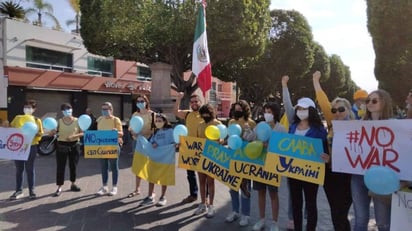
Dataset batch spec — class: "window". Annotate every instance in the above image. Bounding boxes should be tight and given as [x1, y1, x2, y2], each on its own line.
[212, 82, 217, 90]
[87, 57, 114, 77]
[137, 66, 151, 81]
[218, 84, 222, 92]
[26, 46, 73, 72]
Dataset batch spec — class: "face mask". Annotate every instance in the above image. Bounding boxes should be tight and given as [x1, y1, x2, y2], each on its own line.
[233, 111, 244, 119]
[296, 110, 309, 120]
[264, 113, 274, 122]
[101, 110, 109, 116]
[155, 122, 164, 129]
[62, 109, 72, 117]
[202, 116, 212, 123]
[24, 108, 34, 115]
[136, 102, 146, 110]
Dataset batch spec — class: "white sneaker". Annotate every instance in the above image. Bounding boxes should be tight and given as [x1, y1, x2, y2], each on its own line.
[157, 197, 167, 206]
[269, 222, 279, 231]
[109, 187, 118, 196]
[225, 211, 239, 223]
[96, 186, 108, 196]
[239, 215, 249, 226]
[253, 219, 265, 231]
[206, 205, 215, 218]
[193, 204, 207, 215]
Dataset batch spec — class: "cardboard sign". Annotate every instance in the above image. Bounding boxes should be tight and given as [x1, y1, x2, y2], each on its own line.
[391, 190, 412, 230]
[84, 130, 119, 158]
[178, 136, 205, 170]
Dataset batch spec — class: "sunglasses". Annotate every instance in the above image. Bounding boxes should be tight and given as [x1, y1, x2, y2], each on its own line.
[136, 100, 145, 103]
[331, 106, 346, 114]
[366, 98, 379, 104]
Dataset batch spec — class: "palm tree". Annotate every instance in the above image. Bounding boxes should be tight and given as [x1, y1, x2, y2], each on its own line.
[0, 0, 25, 19]
[25, 0, 61, 29]
[66, 0, 80, 33]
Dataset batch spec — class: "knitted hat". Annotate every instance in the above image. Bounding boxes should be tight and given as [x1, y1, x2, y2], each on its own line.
[353, 89, 368, 100]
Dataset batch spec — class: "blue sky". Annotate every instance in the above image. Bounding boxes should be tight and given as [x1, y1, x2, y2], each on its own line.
[21, 0, 378, 92]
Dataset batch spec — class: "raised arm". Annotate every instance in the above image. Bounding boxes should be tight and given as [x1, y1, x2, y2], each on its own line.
[173, 92, 188, 120]
[312, 71, 333, 126]
[281, 76, 295, 123]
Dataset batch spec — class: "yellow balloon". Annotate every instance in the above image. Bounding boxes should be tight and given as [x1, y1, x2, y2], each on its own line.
[244, 141, 264, 159]
[205, 125, 220, 140]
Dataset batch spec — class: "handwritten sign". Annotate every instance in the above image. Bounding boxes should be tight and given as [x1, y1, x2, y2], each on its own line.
[0, 128, 32, 160]
[200, 140, 241, 191]
[229, 141, 280, 187]
[331, 120, 412, 180]
[265, 132, 325, 185]
[391, 190, 412, 230]
[178, 136, 205, 170]
[84, 130, 119, 158]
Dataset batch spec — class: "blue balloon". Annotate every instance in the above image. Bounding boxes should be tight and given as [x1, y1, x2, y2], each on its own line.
[228, 124, 242, 136]
[42, 117, 57, 130]
[228, 135, 242, 150]
[21, 121, 38, 137]
[364, 166, 400, 195]
[256, 121, 272, 142]
[129, 116, 144, 134]
[173, 124, 188, 143]
[217, 124, 228, 139]
[78, 114, 92, 131]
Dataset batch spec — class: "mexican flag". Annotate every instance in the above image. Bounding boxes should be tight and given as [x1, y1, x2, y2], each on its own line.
[192, 1, 212, 96]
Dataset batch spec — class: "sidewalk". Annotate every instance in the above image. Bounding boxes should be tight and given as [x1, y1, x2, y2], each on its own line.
[0, 153, 377, 231]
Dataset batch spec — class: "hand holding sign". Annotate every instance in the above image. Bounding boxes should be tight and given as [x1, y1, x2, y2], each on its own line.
[173, 124, 188, 143]
[42, 117, 57, 130]
[78, 114, 92, 131]
[364, 166, 399, 195]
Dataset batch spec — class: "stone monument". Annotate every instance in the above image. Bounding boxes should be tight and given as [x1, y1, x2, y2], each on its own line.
[149, 62, 175, 120]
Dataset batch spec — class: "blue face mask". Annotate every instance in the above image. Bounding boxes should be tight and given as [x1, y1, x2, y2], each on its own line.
[62, 109, 72, 117]
[101, 110, 109, 116]
[136, 102, 146, 110]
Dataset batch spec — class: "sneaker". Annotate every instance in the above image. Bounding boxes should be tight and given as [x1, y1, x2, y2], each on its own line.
[269, 222, 279, 231]
[139, 196, 155, 206]
[181, 195, 197, 204]
[206, 205, 215, 218]
[287, 220, 294, 230]
[53, 188, 62, 197]
[96, 186, 109, 196]
[193, 204, 207, 215]
[239, 215, 249, 227]
[109, 187, 118, 196]
[157, 197, 167, 206]
[29, 191, 37, 199]
[253, 219, 265, 231]
[225, 211, 239, 223]
[70, 184, 81, 192]
[9, 191, 24, 200]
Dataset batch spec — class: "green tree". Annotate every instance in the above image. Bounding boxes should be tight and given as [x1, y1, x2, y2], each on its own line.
[66, 0, 80, 33]
[366, 0, 412, 106]
[0, 0, 25, 19]
[80, 0, 270, 107]
[322, 54, 348, 100]
[25, 0, 61, 29]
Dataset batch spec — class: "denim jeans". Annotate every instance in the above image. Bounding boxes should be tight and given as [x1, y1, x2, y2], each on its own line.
[229, 182, 251, 216]
[15, 145, 37, 192]
[351, 174, 372, 231]
[373, 195, 391, 231]
[100, 149, 120, 186]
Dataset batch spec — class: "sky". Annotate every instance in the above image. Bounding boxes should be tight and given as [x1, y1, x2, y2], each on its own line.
[21, 0, 378, 92]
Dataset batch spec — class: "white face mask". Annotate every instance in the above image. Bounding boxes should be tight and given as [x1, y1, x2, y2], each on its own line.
[24, 108, 34, 115]
[62, 109, 73, 117]
[264, 113, 274, 122]
[296, 110, 309, 120]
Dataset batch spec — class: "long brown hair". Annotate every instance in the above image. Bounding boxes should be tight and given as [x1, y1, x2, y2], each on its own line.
[363, 89, 393, 120]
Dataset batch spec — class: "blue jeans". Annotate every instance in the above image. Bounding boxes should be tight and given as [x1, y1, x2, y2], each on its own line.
[15, 145, 37, 192]
[351, 174, 372, 231]
[229, 181, 251, 216]
[100, 154, 119, 186]
[373, 195, 391, 231]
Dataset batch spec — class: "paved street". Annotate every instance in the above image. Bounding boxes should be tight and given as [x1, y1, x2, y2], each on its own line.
[0, 149, 378, 231]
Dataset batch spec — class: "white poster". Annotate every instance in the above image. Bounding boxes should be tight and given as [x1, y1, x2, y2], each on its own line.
[331, 120, 412, 180]
[0, 128, 32, 160]
[391, 190, 412, 230]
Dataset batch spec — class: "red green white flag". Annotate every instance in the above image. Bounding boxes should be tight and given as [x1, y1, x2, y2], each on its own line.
[192, 1, 212, 96]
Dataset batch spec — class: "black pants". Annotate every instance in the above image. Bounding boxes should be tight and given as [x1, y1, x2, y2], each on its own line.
[288, 178, 319, 231]
[56, 142, 80, 186]
[187, 170, 198, 197]
[323, 168, 352, 231]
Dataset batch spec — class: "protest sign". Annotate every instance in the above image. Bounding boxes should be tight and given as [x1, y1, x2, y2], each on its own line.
[332, 120, 412, 179]
[0, 128, 32, 160]
[83, 130, 119, 158]
[390, 190, 412, 230]
[178, 136, 205, 170]
[265, 132, 325, 185]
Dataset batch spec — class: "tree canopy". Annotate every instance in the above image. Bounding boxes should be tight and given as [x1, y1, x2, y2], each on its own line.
[0, 0, 25, 19]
